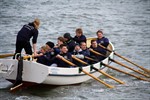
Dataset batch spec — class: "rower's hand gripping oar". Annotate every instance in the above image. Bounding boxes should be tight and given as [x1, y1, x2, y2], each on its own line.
[58, 55, 114, 88]
[98, 44, 150, 74]
[72, 55, 125, 84]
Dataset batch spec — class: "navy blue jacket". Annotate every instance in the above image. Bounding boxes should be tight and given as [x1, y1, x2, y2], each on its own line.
[17, 23, 38, 44]
[81, 49, 90, 63]
[96, 37, 109, 47]
[81, 49, 90, 57]
[37, 48, 60, 66]
[90, 46, 106, 61]
[73, 35, 86, 44]
[54, 53, 73, 68]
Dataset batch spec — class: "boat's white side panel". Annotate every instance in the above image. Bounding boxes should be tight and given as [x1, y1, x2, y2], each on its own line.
[43, 57, 109, 85]
[0, 59, 18, 79]
[0, 59, 49, 83]
[22, 61, 49, 83]
[43, 66, 108, 85]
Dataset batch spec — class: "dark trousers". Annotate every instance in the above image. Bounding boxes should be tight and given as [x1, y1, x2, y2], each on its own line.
[14, 40, 32, 58]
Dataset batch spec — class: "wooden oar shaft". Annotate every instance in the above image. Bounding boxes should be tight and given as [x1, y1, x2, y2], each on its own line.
[10, 83, 23, 91]
[102, 63, 150, 82]
[59, 57, 76, 67]
[99, 44, 150, 74]
[110, 59, 150, 78]
[72, 55, 88, 65]
[114, 52, 150, 73]
[92, 67, 124, 84]
[84, 56, 98, 62]
[23, 55, 35, 60]
[0, 53, 14, 58]
[89, 49, 106, 57]
[81, 70, 114, 88]
[98, 44, 112, 52]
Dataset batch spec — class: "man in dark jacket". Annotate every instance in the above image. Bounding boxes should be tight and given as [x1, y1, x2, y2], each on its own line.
[90, 39, 106, 61]
[14, 18, 40, 57]
[73, 28, 86, 44]
[63, 33, 76, 53]
[54, 44, 73, 68]
[96, 30, 109, 47]
[37, 41, 59, 66]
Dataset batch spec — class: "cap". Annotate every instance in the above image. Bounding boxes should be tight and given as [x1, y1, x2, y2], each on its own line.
[63, 33, 72, 39]
[46, 41, 54, 48]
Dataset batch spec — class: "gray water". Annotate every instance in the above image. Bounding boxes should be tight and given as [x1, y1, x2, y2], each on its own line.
[0, 0, 150, 100]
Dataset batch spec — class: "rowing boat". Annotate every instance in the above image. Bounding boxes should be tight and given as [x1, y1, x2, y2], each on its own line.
[0, 38, 114, 85]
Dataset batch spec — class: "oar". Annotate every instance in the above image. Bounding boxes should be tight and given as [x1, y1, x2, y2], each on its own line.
[72, 55, 88, 65]
[91, 67, 125, 84]
[72, 56, 124, 84]
[58, 55, 114, 88]
[89, 48, 106, 57]
[102, 62, 150, 82]
[0, 53, 14, 58]
[110, 58, 150, 78]
[84, 56, 98, 62]
[23, 55, 35, 60]
[10, 83, 23, 91]
[99, 44, 150, 74]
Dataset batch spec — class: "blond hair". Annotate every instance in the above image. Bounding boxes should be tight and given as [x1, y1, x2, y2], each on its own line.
[33, 18, 40, 29]
[41, 46, 48, 52]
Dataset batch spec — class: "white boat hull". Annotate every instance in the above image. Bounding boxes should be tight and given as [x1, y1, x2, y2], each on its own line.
[0, 40, 114, 85]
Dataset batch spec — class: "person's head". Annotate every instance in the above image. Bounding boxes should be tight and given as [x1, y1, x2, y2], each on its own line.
[46, 41, 54, 51]
[40, 46, 48, 54]
[75, 28, 83, 37]
[96, 30, 103, 39]
[74, 43, 81, 52]
[57, 36, 65, 46]
[33, 18, 40, 29]
[80, 42, 87, 50]
[60, 44, 68, 54]
[63, 33, 72, 41]
[91, 39, 97, 48]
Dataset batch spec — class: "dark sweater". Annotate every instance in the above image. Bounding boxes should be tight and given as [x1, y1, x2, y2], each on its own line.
[73, 35, 86, 44]
[96, 37, 109, 47]
[17, 23, 38, 44]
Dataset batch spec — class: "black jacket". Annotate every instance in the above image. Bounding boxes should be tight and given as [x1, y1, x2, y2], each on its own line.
[17, 23, 38, 44]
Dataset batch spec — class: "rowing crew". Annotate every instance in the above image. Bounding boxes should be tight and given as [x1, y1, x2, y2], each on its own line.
[14, 18, 109, 67]
[35, 30, 109, 67]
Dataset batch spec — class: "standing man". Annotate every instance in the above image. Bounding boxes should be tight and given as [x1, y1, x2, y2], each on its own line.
[14, 18, 40, 57]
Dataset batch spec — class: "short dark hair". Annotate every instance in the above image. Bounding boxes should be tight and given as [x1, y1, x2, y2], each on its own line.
[96, 30, 103, 35]
[91, 39, 96, 44]
[46, 41, 54, 48]
[76, 28, 83, 35]
[80, 42, 86, 46]
[60, 44, 68, 49]
[57, 36, 65, 43]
